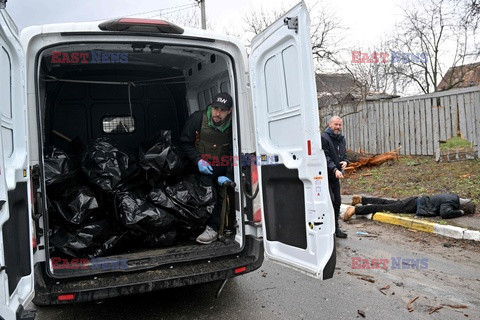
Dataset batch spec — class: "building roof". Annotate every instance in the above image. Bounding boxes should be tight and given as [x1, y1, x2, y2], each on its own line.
[437, 62, 480, 91]
[316, 73, 362, 107]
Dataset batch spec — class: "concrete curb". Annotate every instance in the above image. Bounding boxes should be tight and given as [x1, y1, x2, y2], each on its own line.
[340, 204, 480, 242]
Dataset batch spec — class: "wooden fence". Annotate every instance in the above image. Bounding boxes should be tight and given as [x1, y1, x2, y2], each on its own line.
[319, 86, 480, 159]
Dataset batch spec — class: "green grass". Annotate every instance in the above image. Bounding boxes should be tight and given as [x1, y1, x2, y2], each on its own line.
[440, 135, 473, 150]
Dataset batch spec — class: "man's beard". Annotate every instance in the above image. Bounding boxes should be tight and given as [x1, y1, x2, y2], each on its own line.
[213, 118, 224, 126]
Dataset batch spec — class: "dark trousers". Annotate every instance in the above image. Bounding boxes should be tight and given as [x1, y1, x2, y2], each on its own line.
[328, 179, 341, 231]
[356, 196, 418, 215]
[199, 166, 234, 231]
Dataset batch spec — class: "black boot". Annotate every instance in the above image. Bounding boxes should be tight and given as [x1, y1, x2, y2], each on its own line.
[335, 229, 348, 238]
[335, 219, 347, 238]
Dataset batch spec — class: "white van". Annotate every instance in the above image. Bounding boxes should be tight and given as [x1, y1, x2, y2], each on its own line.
[0, 1, 335, 318]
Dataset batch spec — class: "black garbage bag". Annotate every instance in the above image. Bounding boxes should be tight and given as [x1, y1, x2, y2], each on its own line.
[81, 138, 131, 191]
[139, 130, 172, 156]
[44, 147, 76, 186]
[114, 189, 177, 235]
[140, 230, 177, 247]
[52, 185, 100, 225]
[148, 174, 216, 228]
[51, 220, 123, 258]
[139, 144, 183, 176]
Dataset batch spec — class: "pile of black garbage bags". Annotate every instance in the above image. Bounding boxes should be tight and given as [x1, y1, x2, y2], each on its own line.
[45, 131, 216, 258]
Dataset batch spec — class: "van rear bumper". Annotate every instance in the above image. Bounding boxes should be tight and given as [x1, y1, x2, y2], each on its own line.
[33, 236, 263, 305]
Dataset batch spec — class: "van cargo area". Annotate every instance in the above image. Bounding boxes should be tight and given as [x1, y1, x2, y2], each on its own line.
[34, 41, 250, 281]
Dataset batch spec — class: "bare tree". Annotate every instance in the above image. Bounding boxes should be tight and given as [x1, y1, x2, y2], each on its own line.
[458, 0, 480, 58]
[241, 0, 343, 70]
[391, 0, 479, 94]
[328, 38, 413, 99]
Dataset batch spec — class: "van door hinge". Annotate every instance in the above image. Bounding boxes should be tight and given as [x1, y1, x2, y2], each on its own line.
[284, 16, 298, 33]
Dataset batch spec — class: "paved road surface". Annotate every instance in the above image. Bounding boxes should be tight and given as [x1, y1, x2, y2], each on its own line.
[33, 219, 480, 319]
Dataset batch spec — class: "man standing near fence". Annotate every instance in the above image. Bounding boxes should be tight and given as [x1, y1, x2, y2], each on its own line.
[322, 116, 349, 238]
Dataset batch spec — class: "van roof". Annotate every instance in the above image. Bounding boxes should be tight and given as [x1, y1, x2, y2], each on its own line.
[20, 18, 245, 48]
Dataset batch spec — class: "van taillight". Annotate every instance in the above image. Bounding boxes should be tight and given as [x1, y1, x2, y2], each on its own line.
[251, 163, 262, 223]
[98, 18, 184, 34]
[32, 235, 37, 252]
[58, 294, 75, 301]
[234, 266, 247, 274]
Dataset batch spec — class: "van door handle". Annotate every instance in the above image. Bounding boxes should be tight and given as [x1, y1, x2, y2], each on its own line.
[0, 200, 5, 210]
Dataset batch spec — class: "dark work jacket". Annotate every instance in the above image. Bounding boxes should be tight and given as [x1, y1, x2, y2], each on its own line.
[416, 193, 462, 218]
[321, 127, 348, 181]
[179, 110, 233, 179]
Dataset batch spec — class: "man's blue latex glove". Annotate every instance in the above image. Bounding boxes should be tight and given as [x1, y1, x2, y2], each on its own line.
[197, 159, 213, 175]
[218, 176, 233, 186]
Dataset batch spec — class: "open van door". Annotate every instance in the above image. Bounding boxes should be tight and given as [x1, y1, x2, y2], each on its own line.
[249, 1, 336, 279]
[0, 3, 35, 319]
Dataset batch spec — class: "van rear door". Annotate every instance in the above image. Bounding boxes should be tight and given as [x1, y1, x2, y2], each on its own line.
[249, 1, 335, 279]
[0, 4, 35, 319]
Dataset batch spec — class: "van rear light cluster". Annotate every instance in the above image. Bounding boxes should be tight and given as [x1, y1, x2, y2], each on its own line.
[234, 266, 247, 274]
[98, 18, 184, 34]
[57, 294, 75, 301]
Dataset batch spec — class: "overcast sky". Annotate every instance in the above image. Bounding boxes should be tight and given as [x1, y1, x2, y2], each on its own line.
[7, 0, 401, 47]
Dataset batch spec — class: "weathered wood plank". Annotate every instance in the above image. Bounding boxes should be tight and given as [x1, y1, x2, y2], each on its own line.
[352, 106, 358, 151]
[458, 93, 467, 139]
[465, 93, 474, 141]
[399, 101, 406, 155]
[414, 99, 422, 155]
[385, 101, 393, 151]
[444, 95, 453, 139]
[369, 102, 376, 153]
[432, 99, 440, 160]
[419, 99, 427, 155]
[409, 100, 415, 154]
[362, 104, 368, 152]
[450, 95, 458, 137]
[393, 101, 401, 153]
[439, 97, 446, 141]
[474, 92, 480, 158]
[425, 97, 433, 155]
[377, 101, 385, 153]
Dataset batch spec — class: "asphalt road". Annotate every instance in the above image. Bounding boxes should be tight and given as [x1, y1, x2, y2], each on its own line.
[33, 220, 480, 319]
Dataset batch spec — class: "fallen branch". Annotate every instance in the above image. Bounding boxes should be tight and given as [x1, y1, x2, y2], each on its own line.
[407, 296, 419, 312]
[379, 284, 390, 295]
[347, 272, 375, 283]
[428, 306, 443, 314]
[345, 147, 401, 176]
[360, 276, 376, 283]
[347, 272, 367, 277]
[427, 303, 468, 314]
[443, 304, 468, 309]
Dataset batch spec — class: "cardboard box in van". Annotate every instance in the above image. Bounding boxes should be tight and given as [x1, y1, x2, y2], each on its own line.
[0, 1, 335, 318]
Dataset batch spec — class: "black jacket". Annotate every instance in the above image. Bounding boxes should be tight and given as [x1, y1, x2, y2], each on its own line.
[416, 193, 463, 218]
[321, 127, 348, 181]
